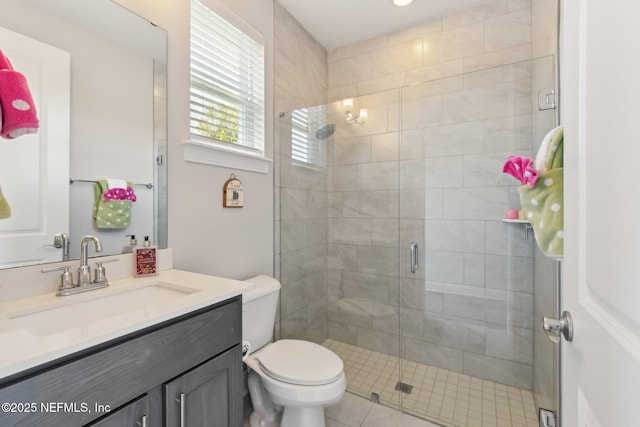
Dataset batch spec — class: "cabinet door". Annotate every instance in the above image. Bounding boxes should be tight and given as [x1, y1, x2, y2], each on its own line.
[86, 394, 149, 427]
[165, 345, 242, 427]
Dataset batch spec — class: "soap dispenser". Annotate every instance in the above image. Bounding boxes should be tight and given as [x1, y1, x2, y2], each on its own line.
[135, 235, 157, 277]
[122, 235, 137, 254]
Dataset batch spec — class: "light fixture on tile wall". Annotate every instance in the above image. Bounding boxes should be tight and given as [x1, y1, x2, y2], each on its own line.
[343, 98, 368, 126]
[393, 0, 414, 6]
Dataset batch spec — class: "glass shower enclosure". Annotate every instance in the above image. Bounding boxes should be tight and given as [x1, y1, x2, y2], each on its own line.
[276, 43, 560, 427]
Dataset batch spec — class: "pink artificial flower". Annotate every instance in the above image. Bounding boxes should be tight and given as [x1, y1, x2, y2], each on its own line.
[502, 156, 539, 188]
[102, 186, 137, 202]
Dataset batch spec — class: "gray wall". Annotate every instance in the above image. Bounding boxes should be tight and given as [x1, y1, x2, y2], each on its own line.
[116, 0, 276, 281]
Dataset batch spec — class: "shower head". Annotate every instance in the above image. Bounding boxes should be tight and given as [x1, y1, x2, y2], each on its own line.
[315, 123, 336, 140]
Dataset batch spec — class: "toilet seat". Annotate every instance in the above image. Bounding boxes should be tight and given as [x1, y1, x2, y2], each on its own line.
[257, 339, 344, 386]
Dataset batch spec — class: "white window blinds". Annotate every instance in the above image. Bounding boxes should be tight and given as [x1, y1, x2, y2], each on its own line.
[291, 109, 312, 163]
[291, 108, 327, 167]
[190, 0, 265, 154]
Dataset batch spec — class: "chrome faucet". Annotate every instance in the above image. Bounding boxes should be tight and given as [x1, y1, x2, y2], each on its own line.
[41, 235, 120, 296]
[78, 235, 102, 286]
[52, 232, 70, 261]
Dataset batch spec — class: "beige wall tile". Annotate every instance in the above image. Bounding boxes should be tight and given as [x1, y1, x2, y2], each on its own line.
[372, 132, 399, 162]
[342, 35, 388, 59]
[388, 18, 443, 45]
[372, 39, 424, 78]
[463, 61, 531, 89]
[509, 0, 531, 12]
[532, 0, 558, 58]
[405, 59, 464, 85]
[404, 76, 464, 100]
[329, 53, 373, 87]
[424, 22, 485, 66]
[442, 79, 532, 124]
[463, 43, 531, 73]
[357, 73, 406, 97]
[442, 0, 508, 30]
[485, 8, 532, 52]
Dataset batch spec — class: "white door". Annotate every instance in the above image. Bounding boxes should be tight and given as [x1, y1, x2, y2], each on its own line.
[561, 0, 640, 425]
[0, 26, 70, 267]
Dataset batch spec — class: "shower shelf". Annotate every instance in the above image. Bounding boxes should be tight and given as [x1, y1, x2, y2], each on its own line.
[501, 219, 530, 224]
[502, 218, 533, 240]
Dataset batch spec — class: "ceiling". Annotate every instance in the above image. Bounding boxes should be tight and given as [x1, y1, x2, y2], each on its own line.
[278, 0, 493, 50]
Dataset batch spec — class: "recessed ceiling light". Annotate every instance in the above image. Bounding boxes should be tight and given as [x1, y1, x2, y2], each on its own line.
[393, 0, 414, 6]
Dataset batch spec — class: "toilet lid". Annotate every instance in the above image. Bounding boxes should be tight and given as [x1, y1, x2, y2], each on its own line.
[258, 340, 344, 386]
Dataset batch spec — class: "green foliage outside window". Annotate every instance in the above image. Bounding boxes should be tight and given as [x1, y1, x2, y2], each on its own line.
[197, 104, 240, 144]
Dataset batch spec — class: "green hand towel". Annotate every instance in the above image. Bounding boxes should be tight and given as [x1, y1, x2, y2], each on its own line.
[518, 168, 564, 258]
[0, 185, 10, 219]
[546, 127, 564, 170]
[94, 179, 132, 229]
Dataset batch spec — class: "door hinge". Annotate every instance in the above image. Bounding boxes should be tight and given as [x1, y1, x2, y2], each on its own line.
[538, 89, 557, 110]
[539, 408, 557, 427]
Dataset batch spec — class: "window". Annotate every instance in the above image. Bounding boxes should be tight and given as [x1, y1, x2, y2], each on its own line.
[291, 109, 312, 163]
[190, 0, 265, 154]
[290, 107, 327, 168]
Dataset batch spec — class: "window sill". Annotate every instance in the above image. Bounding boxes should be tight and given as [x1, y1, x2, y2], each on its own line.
[182, 139, 272, 174]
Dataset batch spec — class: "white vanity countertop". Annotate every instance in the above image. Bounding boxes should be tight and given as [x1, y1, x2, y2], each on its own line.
[0, 269, 254, 380]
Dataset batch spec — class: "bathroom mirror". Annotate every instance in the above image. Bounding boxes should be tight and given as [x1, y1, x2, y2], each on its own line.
[0, 0, 167, 268]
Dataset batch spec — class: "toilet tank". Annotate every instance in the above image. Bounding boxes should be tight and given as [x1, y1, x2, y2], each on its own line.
[242, 275, 281, 355]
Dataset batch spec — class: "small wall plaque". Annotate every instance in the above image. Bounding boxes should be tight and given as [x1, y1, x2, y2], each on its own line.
[223, 173, 244, 208]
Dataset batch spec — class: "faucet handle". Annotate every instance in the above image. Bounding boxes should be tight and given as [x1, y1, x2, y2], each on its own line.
[41, 266, 74, 290]
[94, 258, 119, 284]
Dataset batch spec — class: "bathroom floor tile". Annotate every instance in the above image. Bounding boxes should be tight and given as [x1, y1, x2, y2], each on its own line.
[327, 418, 352, 427]
[326, 392, 439, 427]
[324, 339, 539, 427]
[326, 391, 374, 426]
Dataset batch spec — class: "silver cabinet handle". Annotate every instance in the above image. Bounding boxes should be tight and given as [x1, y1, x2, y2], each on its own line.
[542, 311, 573, 342]
[410, 242, 419, 274]
[138, 415, 147, 427]
[176, 393, 186, 427]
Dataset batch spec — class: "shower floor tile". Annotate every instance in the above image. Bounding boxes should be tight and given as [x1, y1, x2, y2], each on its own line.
[323, 339, 539, 427]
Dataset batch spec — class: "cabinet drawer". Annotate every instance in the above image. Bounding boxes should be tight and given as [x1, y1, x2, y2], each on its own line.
[0, 297, 241, 427]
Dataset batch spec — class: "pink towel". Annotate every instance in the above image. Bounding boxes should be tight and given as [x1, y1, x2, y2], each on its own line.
[0, 50, 39, 139]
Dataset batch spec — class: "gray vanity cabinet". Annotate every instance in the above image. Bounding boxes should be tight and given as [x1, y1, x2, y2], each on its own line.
[165, 346, 242, 426]
[86, 394, 150, 427]
[0, 296, 243, 427]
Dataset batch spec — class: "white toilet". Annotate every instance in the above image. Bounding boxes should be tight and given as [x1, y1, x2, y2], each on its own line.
[242, 275, 346, 427]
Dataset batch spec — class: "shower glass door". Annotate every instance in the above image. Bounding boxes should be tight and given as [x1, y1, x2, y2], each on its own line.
[276, 88, 404, 409]
[396, 68, 538, 424]
[276, 54, 559, 426]
[396, 54, 559, 425]
[324, 89, 404, 409]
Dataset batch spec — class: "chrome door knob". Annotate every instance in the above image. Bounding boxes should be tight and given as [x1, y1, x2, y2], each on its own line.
[542, 310, 573, 343]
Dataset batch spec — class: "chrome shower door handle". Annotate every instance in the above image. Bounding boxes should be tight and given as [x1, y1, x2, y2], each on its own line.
[542, 310, 574, 343]
[410, 242, 419, 274]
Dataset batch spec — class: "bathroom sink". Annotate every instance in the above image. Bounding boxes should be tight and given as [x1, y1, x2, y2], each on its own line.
[0, 269, 254, 379]
[6, 281, 199, 336]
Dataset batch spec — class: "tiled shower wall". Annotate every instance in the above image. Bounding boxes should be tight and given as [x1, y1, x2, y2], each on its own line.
[274, 3, 329, 344]
[275, 0, 559, 398]
[325, 0, 539, 389]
